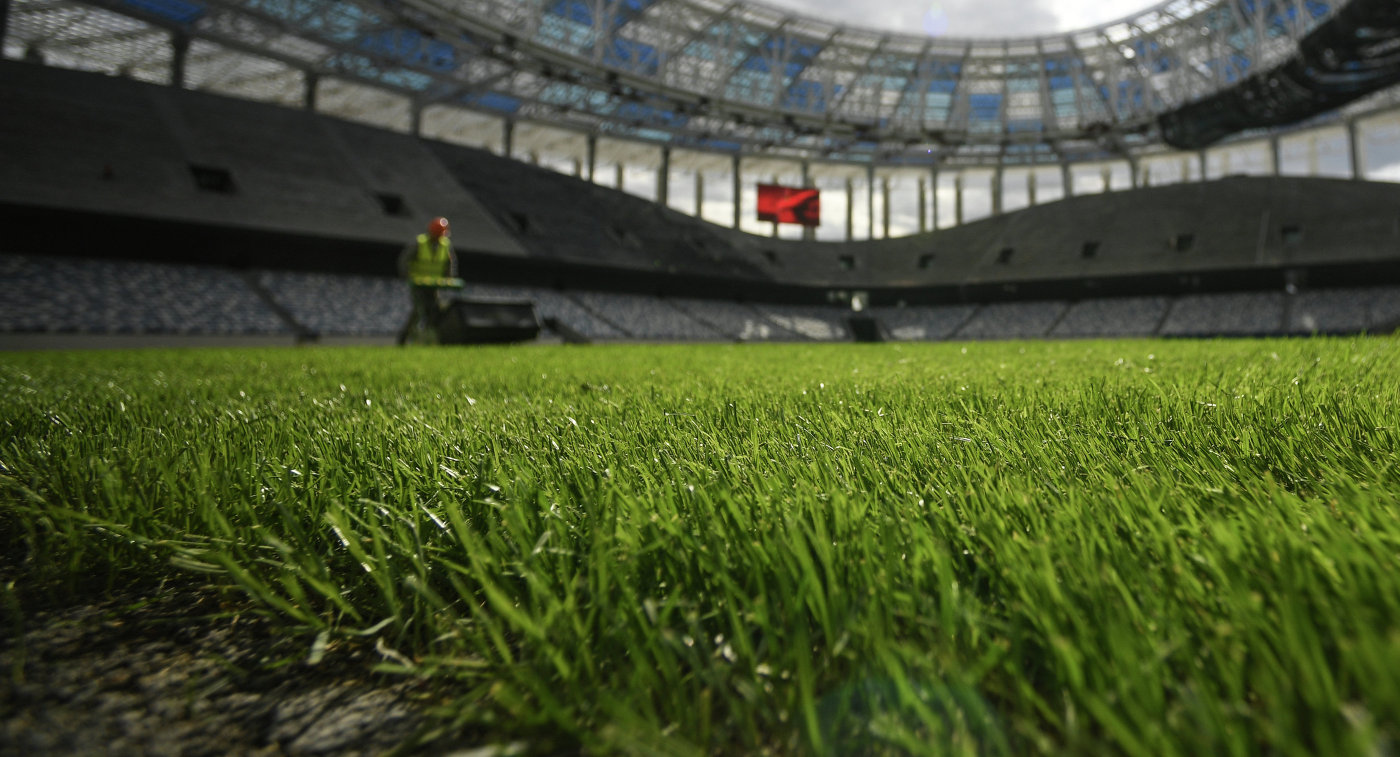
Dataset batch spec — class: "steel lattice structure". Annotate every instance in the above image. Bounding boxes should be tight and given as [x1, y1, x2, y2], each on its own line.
[4, 0, 1397, 168]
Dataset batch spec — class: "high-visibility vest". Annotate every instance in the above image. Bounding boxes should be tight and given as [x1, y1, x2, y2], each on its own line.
[408, 234, 452, 280]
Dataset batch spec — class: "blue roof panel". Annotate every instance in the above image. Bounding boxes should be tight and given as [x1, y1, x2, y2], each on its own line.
[122, 0, 204, 25]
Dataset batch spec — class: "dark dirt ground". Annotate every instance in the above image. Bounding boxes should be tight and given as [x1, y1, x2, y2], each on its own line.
[0, 582, 451, 756]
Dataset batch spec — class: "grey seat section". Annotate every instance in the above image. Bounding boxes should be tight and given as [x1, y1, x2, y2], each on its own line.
[1159, 292, 1285, 336]
[0, 254, 287, 334]
[955, 301, 1068, 339]
[1051, 297, 1171, 337]
[868, 306, 978, 340]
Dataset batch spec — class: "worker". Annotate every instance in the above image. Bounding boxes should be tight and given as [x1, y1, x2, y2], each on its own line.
[397, 216, 457, 345]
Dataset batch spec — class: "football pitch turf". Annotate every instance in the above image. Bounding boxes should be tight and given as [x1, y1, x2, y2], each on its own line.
[2, 339, 1399, 755]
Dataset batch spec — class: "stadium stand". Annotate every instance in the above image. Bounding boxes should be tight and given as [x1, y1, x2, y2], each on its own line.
[4, 253, 1399, 343]
[869, 305, 980, 341]
[667, 299, 797, 342]
[570, 292, 727, 341]
[3, 63, 1400, 349]
[752, 305, 853, 341]
[0, 62, 523, 259]
[0, 254, 287, 335]
[1370, 288, 1400, 329]
[954, 301, 1069, 340]
[425, 140, 773, 281]
[1159, 293, 1287, 337]
[1050, 297, 1173, 338]
[1287, 288, 1374, 334]
[255, 270, 409, 336]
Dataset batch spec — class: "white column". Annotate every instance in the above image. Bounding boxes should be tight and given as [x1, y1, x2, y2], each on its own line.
[1347, 120, 1362, 180]
[845, 177, 854, 241]
[171, 33, 190, 89]
[992, 165, 1003, 214]
[866, 164, 876, 240]
[881, 176, 891, 239]
[801, 161, 814, 241]
[917, 178, 927, 233]
[991, 164, 1002, 212]
[731, 154, 741, 229]
[954, 173, 964, 226]
[304, 72, 319, 111]
[0, 0, 11, 53]
[585, 134, 597, 181]
[770, 173, 779, 238]
[658, 146, 670, 206]
[931, 167, 940, 229]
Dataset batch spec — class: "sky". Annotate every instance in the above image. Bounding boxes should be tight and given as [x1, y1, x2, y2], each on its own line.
[760, 0, 1159, 37]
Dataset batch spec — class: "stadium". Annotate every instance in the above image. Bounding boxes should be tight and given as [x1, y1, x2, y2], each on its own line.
[2, 0, 1400, 753]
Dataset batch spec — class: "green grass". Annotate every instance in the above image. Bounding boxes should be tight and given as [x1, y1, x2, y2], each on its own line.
[3, 339, 1400, 755]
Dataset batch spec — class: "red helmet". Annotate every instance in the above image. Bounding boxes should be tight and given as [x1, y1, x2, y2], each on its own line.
[427, 217, 450, 238]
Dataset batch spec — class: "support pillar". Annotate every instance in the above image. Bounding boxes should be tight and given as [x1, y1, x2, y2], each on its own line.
[770, 174, 779, 238]
[992, 165, 1003, 215]
[845, 178, 854, 242]
[731, 154, 741, 229]
[1179, 156, 1191, 184]
[1197, 150, 1208, 182]
[1100, 165, 1112, 193]
[694, 172, 704, 217]
[1061, 163, 1073, 198]
[171, 33, 190, 89]
[303, 72, 319, 111]
[917, 178, 927, 233]
[954, 173, 964, 226]
[866, 164, 876, 241]
[1128, 158, 1140, 189]
[573, 159, 582, 178]
[881, 176, 891, 239]
[1347, 119, 1362, 180]
[502, 119, 514, 160]
[931, 168, 940, 229]
[801, 160, 814, 241]
[1269, 134, 1282, 176]
[410, 103, 423, 137]
[1027, 170, 1038, 206]
[585, 134, 597, 182]
[658, 146, 670, 206]
[615, 163, 624, 191]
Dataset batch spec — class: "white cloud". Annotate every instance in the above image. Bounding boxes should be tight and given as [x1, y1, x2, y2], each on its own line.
[760, 0, 1155, 37]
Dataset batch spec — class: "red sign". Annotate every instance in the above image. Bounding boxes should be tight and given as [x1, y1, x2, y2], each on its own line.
[757, 184, 821, 227]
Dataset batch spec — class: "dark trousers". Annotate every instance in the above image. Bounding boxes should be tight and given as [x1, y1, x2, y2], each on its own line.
[397, 286, 442, 345]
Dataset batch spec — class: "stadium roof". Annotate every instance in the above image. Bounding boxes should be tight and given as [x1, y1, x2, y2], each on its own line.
[6, 0, 1398, 166]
